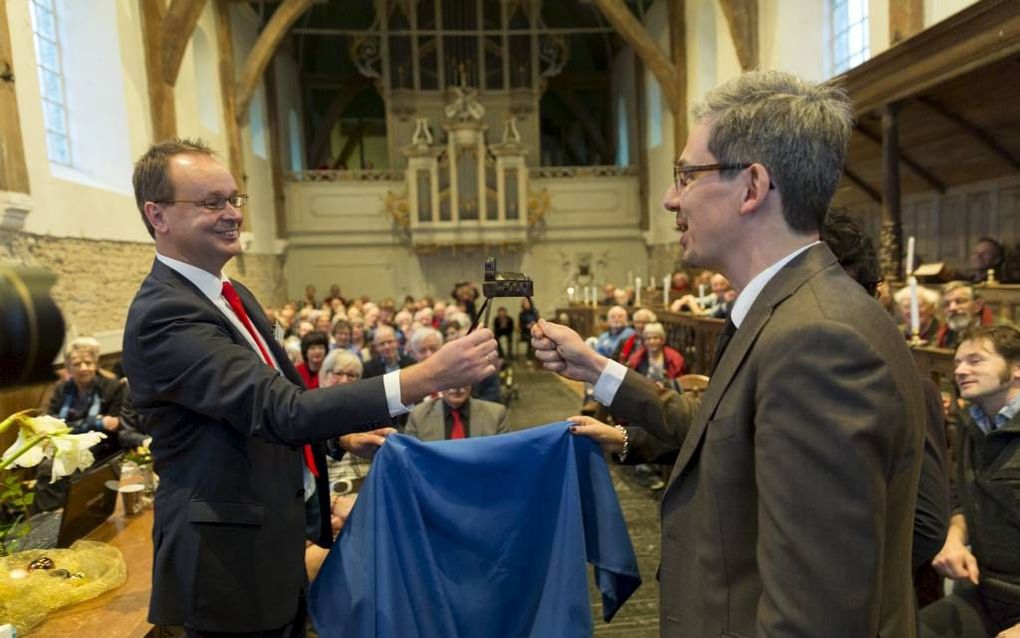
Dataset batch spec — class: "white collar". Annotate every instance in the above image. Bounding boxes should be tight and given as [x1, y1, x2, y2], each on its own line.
[155, 252, 228, 303]
[730, 241, 820, 328]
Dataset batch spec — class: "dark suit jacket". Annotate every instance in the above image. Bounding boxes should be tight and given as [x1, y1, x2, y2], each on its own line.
[122, 260, 391, 632]
[609, 244, 925, 637]
[404, 398, 509, 441]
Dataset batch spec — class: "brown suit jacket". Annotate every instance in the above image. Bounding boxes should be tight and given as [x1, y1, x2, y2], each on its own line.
[404, 398, 509, 442]
[610, 244, 925, 637]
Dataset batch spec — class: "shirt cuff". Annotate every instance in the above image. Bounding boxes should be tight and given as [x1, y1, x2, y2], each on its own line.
[593, 359, 628, 406]
[383, 370, 413, 417]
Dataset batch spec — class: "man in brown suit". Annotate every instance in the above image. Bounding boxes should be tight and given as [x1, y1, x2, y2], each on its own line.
[532, 71, 925, 637]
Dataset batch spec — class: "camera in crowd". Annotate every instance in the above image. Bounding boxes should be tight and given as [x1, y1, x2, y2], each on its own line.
[482, 258, 533, 298]
[0, 266, 65, 389]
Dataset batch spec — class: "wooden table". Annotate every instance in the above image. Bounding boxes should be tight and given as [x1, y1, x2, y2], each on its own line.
[25, 501, 155, 637]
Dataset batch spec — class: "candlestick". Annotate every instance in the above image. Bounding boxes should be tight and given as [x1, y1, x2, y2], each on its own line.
[567, 286, 575, 303]
[908, 277, 920, 336]
[635, 278, 642, 306]
[663, 276, 670, 306]
[906, 236, 915, 276]
[699, 284, 705, 298]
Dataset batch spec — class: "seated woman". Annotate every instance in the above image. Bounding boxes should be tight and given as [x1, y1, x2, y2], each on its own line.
[625, 322, 685, 391]
[35, 337, 126, 510]
[296, 331, 329, 389]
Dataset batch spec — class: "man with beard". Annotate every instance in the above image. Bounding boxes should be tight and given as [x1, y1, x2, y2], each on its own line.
[936, 281, 996, 350]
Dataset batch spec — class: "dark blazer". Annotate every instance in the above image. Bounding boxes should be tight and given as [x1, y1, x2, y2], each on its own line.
[609, 244, 925, 637]
[122, 260, 391, 632]
[361, 352, 416, 379]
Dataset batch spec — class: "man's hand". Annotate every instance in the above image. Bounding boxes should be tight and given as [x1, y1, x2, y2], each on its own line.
[338, 427, 396, 459]
[997, 622, 1020, 638]
[401, 328, 498, 402]
[530, 319, 607, 384]
[330, 495, 355, 537]
[101, 416, 120, 432]
[568, 415, 624, 455]
[932, 536, 980, 585]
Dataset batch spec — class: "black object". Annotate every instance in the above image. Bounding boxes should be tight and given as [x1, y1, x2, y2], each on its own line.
[470, 258, 537, 334]
[0, 266, 65, 388]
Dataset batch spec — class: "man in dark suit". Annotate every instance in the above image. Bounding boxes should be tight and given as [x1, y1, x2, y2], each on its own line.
[532, 71, 925, 636]
[122, 139, 498, 637]
[404, 385, 509, 441]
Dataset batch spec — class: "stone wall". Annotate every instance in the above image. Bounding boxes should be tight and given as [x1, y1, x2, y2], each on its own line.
[1, 230, 287, 346]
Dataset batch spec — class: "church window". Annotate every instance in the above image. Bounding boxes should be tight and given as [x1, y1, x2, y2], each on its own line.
[30, 0, 71, 166]
[830, 0, 869, 75]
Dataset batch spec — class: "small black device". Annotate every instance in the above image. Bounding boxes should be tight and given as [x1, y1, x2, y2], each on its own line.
[481, 257, 534, 298]
[469, 258, 537, 333]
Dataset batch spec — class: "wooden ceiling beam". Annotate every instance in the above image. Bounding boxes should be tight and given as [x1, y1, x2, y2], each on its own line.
[889, 0, 923, 45]
[717, 0, 758, 71]
[161, 0, 209, 85]
[916, 95, 1020, 172]
[214, 0, 245, 188]
[667, 0, 687, 153]
[140, 0, 177, 140]
[592, 0, 679, 109]
[853, 123, 946, 194]
[236, 0, 314, 119]
[842, 166, 882, 204]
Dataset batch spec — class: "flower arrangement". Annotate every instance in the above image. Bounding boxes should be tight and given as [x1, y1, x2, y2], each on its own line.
[0, 409, 106, 556]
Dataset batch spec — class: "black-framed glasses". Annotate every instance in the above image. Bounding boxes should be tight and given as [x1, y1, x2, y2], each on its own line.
[155, 194, 249, 210]
[672, 163, 751, 190]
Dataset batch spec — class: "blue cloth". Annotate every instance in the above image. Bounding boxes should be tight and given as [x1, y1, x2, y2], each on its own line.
[309, 422, 641, 637]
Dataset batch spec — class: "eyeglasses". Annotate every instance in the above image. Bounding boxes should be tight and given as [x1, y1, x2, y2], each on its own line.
[155, 194, 249, 210]
[672, 163, 750, 190]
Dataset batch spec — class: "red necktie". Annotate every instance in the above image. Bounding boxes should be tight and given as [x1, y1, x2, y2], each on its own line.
[450, 408, 466, 440]
[221, 281, 320, 477]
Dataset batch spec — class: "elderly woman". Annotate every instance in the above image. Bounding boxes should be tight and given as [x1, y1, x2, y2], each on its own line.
[36, 338, 127, 510]
[625, 322, 685, 390]
[304, 350, 394, 580]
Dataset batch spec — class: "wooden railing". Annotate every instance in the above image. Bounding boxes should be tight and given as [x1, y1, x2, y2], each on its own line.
[556, 304, 956, 382]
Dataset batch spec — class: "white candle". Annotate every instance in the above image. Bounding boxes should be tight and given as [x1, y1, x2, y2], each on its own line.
[567, 286, 575, 303]
[635, 278, 642, 306]
[699, 284, 706, 298]
[906, 236, 915, 276]
[649, 275, 655, 291]
[909, 277, 920, 335]
[663, 276, 670, 306]
[591, 287, 597, 308]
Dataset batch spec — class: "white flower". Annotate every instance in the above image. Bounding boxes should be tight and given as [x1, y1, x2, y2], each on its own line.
[49, 431, 106, 482]
[2, 427, 48, 468]
[1, 413, 106, 481]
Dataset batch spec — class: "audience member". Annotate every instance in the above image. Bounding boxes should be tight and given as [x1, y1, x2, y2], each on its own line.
[895, 285, 942, 342]
[349, 318, 372, 360]
[936, 281, 995, 350]
[625, 322, 685, 390]
[670, 273, 734, 318]
[921, 325, 1020, 637]
[322, 284, 345, 307]
[493, 306, 515, 359]
[594, 306, 634, 358]
[408, 327, 443, 362]
[405, 385, 509, 441]
[518, 298, 539, 359]
[362, 325, 415, 378]
[971, 237, 1008, 283]
[296, 331, 329, 389]
[303, 284, 318, 308]
[613, 308, 656, 363]
[35, 338, 127, 510]
[670, 272, 690, 294]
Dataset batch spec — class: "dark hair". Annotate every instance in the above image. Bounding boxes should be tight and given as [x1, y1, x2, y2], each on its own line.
[820, 209, 882, 296]
[962, 324, 1020, 365]
[331, 319, 351, 337]
[975, 237, 1005, 263]
[300, 331, 330, 364]
[132, 138, 216, 238]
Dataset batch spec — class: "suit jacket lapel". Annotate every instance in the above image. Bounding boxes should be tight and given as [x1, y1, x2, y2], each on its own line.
[666, 244, 840, 486]
[428, 401, 446, 440]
